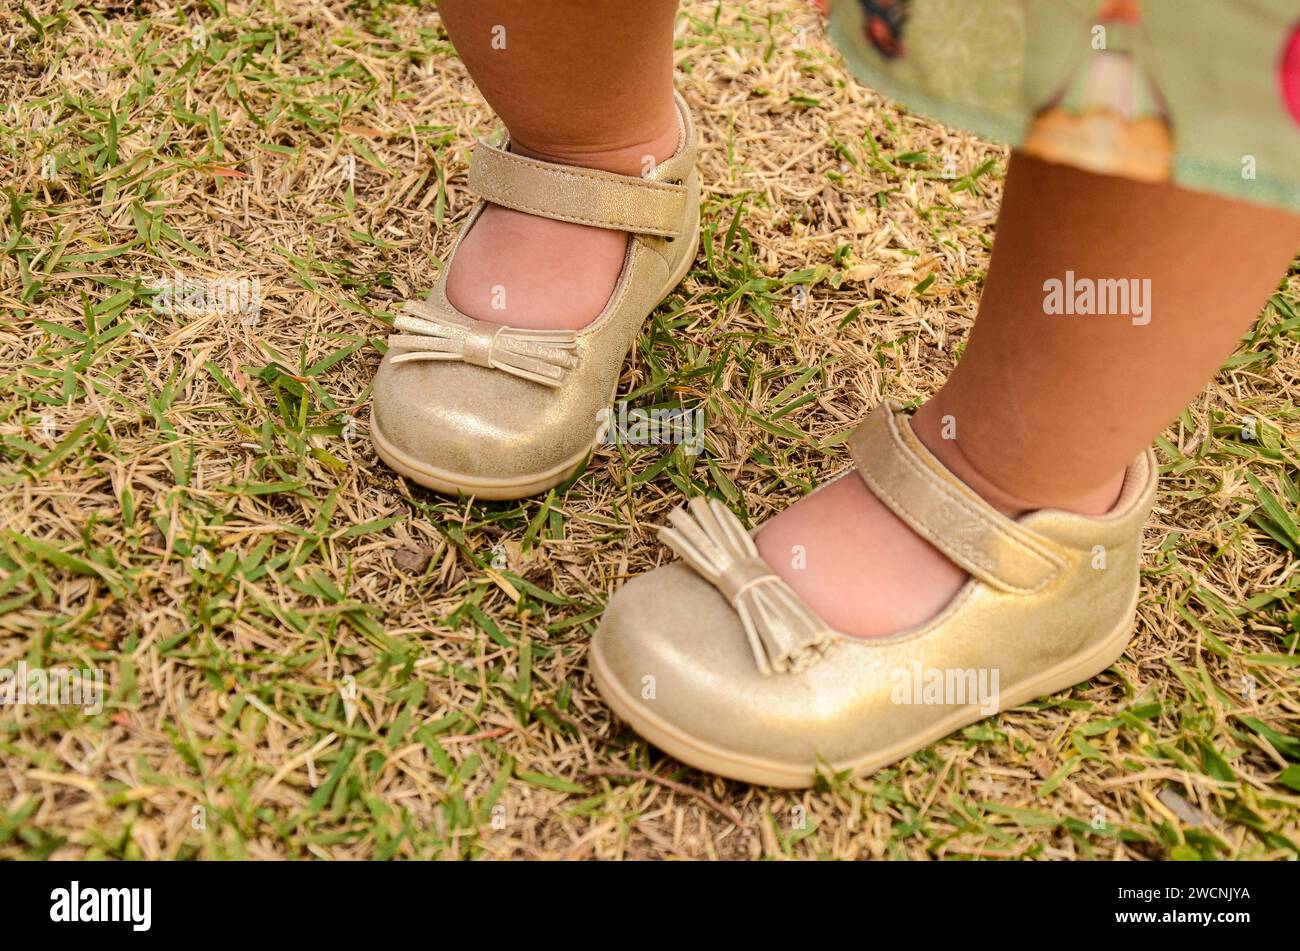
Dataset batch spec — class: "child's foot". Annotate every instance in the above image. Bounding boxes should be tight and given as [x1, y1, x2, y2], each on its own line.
[445, 130, 680, 332]
[754, 404, 1127, 638]
[592, 400, 1158, 786]
[754, 473, 969, 638]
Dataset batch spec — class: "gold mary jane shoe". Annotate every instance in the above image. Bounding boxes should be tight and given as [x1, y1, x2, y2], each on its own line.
[591, 400, 1157, 788]
[370, 92, 701, 500]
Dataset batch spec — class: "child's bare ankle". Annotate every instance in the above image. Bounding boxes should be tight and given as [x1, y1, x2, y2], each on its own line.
[508, 117, 681, 179]
[910, 401, 1125, 518]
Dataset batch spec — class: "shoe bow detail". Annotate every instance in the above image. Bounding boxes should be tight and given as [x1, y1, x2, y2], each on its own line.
[387, 300, 578, 388]
[659, 497, 835, 676]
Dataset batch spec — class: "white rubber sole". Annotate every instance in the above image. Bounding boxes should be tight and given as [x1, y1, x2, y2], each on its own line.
[590, 591, 1139, 788]
[373, 218, 700, 501]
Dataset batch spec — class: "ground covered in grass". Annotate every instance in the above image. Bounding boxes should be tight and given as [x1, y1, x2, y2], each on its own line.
[1, 0, 1298, 860]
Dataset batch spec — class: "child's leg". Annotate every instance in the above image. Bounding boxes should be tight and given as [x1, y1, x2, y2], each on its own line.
[437, 0, 680, 330]
[913, 153, 1300, 511]
[756, 152, 1300, 638]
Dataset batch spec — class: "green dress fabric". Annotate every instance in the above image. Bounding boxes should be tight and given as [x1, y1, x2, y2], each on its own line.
[825, 0, 1300, 211]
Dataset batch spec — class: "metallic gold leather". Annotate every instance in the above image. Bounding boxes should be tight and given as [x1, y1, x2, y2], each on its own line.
[849, 402, 1067, 593]
[659, 497, 833, 675]
[469, 140, 689, 237]
[371, 92, 700, 488]
[593, 411, 1158, 781]
[387, 299, 578, 387]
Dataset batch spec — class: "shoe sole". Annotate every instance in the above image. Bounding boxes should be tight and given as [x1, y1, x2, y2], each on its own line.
[370, 420, 597, 500]
[371, 217, 701, 501]
[589, 589, 1139, 789]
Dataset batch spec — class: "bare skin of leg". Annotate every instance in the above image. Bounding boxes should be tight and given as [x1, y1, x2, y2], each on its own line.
[757, 152, 1300, 638]
[437, 1, 680, 331]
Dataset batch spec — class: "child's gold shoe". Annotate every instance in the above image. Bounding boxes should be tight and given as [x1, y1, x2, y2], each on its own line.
[591, 400, 1157, 788]
[371, 92, 700, 499]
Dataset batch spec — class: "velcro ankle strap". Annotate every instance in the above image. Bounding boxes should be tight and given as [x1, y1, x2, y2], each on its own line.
[468, 139, 688, 238]
[848, 402, 1067, 594]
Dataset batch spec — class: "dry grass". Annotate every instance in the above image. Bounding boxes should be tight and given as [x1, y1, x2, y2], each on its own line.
[1, 0, 1298, 860]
